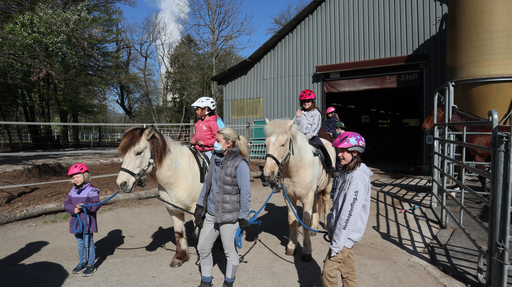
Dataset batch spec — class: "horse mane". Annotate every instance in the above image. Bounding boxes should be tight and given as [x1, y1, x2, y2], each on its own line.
[452, 106, 487, 121]
[118, 126, 170, 167]
[265, 119, 313, 167]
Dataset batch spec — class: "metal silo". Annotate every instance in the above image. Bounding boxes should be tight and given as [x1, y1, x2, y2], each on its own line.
[446, 0, 512, 123]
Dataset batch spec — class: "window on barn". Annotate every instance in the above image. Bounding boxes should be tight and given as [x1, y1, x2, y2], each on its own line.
[231, 98, 263, 119]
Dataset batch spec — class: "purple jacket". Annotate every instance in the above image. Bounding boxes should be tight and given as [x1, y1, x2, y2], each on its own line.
[64, 182, 101, 234]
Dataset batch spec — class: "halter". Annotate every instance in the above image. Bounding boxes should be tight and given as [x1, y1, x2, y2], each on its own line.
[264, 138, 293, 178]
[119, 144, 155, 189]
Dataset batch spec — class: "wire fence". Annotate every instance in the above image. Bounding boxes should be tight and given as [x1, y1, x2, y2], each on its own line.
[0, 122, 268, 189]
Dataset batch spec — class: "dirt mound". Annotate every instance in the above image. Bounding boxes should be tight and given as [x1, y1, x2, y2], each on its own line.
[0, 155, 265, 216]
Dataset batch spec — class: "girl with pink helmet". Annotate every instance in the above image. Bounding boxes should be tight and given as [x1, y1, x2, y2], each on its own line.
[294, 89, 338, 177]
[64, 163, 102, 277]
[324, 106, 339, 137]
[322, 132, 373, 287]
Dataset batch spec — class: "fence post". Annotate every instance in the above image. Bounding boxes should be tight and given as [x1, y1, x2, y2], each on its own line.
[91, 125, 94, 148]
[246, 121, 250, 139]
[190, 119, 194, 142]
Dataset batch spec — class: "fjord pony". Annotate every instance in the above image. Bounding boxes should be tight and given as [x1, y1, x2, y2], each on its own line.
[263, 119, 334, 261]
[116, 126, 202, 268]
[421, 104, 510, 194]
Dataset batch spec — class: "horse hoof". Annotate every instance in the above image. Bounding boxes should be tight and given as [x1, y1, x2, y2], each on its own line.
[170, 261, 183, 268]
[285, 249, 295, 256]
[301, 254, 313, 262]
[310, 231, 317, 237]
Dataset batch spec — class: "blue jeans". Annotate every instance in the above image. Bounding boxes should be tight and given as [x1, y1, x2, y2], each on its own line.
[75, 233, 96, 266]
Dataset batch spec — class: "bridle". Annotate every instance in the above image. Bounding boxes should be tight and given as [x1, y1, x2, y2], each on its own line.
[264, 138, 293, 179]
[119, 144, 155, 189]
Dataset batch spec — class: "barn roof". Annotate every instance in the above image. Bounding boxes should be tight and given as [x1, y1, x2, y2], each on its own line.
[211, 0, 325, 84]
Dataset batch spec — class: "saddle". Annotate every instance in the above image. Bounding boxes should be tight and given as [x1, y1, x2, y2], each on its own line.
[307, 140, 328, 173]
[187, 146, 209, 183]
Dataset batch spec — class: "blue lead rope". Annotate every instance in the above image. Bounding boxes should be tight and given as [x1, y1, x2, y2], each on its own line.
[73, 190, 120, 264]
[281, 183, 331, 243]
[235, 188, 276, 248]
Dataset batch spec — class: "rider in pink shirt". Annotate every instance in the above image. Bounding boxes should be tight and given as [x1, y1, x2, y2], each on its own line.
[191, 97, 222, 159]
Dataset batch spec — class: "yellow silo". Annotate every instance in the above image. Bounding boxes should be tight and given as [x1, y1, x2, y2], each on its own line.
[446, 0, 512, 124]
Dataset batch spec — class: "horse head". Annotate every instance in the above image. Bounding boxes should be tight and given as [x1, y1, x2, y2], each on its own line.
[422, 105, 445, 134]
[263, 119, 294, 181]
[116, 126, 168, 193]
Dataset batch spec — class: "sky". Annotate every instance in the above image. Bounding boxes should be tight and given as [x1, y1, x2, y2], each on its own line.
[121, 0, 304, 58]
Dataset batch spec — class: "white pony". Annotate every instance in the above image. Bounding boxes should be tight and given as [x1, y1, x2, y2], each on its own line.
[263, 119, 334, 261]
[116, 126, 203, 268]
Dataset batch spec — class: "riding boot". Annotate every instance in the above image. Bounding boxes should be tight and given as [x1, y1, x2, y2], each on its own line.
[222, 280, 234, 287]
[198, 280, 212, 287]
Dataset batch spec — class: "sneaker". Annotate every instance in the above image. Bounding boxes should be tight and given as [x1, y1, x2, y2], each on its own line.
[82, 265, 96, 277]
[72, 263, 86, 274]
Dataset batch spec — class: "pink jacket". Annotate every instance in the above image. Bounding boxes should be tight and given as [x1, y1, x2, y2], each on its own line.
[192, 115, 219, 152]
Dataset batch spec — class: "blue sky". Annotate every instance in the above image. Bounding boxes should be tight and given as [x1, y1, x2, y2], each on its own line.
[121, 0, 304, 57]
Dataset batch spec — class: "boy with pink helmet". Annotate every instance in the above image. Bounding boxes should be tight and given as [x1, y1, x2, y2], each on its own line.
[64, 163, 101, 277]
[294, 89, 338, 177]
[322, 132, 373, 287]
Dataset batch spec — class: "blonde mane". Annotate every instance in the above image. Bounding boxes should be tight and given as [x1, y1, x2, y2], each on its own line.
[265, 119, 314, 167]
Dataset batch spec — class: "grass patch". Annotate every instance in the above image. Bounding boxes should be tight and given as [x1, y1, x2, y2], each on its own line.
[44, 213, 70, 223]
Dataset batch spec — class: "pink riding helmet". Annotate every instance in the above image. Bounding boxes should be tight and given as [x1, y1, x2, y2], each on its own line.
[299, 89, 316, 101]
[68, 163, 89, 176]
[326, 107, 336, 114]
[332, 132, 366, 153]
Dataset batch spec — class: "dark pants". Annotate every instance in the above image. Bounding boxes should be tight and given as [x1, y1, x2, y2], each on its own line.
[310, 136, 334, 169]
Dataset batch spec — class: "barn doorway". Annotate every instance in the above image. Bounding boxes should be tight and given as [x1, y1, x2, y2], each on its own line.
[325, 79, 424, 173]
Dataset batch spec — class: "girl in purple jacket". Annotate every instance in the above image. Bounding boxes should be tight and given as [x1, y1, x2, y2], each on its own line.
[64, 163, 101, 277]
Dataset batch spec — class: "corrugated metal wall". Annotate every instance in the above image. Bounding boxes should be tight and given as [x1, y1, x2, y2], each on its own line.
[222, 0, 448, 126]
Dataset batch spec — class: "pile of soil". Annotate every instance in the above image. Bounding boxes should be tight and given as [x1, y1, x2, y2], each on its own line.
[0, 154, 265, 215]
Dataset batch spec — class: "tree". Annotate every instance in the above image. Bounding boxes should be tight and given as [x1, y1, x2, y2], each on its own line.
[266, 0, 308, 35]
[0, 0, 134, 146]
[178, 0, 255, 104]
[166, 34, 205, 124]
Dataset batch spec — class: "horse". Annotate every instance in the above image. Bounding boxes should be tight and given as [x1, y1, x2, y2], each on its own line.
[262, 119, 335, 261]
[421, 104, 510, 194]
[116, 126, 203, 268]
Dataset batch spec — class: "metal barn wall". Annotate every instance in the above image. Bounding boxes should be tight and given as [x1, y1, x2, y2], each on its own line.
[221, 0, 448, 126]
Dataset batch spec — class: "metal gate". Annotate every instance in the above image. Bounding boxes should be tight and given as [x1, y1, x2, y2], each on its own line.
[428, 79, 512, 286]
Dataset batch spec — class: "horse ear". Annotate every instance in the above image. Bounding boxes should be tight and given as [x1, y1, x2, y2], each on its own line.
[146, 125, 156, 140]
[287, 119, 294, 130]
[265, 118, 270, 124]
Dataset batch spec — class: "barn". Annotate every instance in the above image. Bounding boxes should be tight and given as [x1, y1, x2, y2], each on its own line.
[212, 0, 449, 171]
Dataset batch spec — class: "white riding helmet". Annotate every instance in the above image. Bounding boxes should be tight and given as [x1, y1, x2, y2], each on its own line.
[191, 97, 216, 111]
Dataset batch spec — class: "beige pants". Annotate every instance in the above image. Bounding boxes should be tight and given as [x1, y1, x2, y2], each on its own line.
[321, 246, 357, 287]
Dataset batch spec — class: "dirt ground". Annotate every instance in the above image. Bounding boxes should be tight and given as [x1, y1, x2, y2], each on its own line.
[0, 150, 468, 287]
[0, 151, 264, 216]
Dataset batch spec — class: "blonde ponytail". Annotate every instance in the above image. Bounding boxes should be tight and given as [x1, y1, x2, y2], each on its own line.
[217, 127, 250, 161]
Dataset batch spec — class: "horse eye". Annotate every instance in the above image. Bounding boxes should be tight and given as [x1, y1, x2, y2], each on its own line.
[136, 151, 143, 156]
[281, 143, 286, 147]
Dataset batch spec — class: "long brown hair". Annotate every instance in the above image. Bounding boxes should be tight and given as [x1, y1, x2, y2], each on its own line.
[341, 152, 362, 172]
